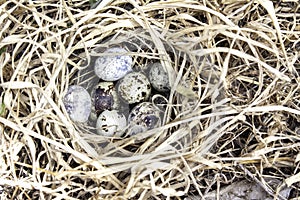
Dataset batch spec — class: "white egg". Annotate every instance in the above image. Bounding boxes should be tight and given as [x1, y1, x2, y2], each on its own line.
[148, 62, 170, 92]
[117, 72, 151, 104]
[63, 85, 91, 123]
[94, 47, 133, 81]
[128, 102, 161, 135]
[96, 110, 127, 136]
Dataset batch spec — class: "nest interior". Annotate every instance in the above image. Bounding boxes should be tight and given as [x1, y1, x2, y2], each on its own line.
[0, 0, 300, 199]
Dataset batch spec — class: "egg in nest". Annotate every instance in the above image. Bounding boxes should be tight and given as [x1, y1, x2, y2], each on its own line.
[128, 102, 161, 135]
[94, 47, 133, 81]
[92, 81, 119, 111]
[147, 62, 170, 92]
[96, 110, 127, 136]
[63, 85, 91, 123]
[117, 72, 151, 104]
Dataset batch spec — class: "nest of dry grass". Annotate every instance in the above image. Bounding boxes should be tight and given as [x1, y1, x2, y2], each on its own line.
[0, 0, 300, 199]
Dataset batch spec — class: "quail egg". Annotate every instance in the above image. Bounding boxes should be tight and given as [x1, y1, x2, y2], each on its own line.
[148, 62, 170, 92]
[63, 85, 91, 123]
[96, 110, 127, 136]
[128, 102, 161, 135]
[91, 81, 120, 113]
[117, 72, 151, 104]
[94, 47, 133, 81]
[90, 81, 130, 122]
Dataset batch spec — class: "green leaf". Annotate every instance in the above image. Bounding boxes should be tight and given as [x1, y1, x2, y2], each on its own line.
[0, 102, 5, 117]
[0, 47, 6, 56]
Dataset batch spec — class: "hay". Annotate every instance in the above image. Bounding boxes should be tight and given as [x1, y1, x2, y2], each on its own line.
[0, 0, 299, 199]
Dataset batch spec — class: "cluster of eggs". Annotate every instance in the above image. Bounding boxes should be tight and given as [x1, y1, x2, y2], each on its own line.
[63, 47, 170, 137]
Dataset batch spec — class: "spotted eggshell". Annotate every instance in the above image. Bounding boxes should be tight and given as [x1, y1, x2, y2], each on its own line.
[63, 85, 91, 123]
[148, 62, 170, 92]
[96, 110, 127, 136]
[117, 72, 151, 104]
[94, 47, 132, 81]
[128, 102, 161, 135]
[91, 81, 120, 113]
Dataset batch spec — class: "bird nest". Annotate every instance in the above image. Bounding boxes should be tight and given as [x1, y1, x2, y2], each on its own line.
[0, 0, 300, 199]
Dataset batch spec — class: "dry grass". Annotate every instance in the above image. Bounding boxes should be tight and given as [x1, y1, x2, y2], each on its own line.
[0, 0, 300, 199]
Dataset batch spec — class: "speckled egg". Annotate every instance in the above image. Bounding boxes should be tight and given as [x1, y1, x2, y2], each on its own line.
[96, 110, 127, 136]
[148, 62, 170, 92]
[117, 72, 151, 104]
[91, 81, 120, 113]
[94, 47, 133, 81]
[128, 102, 161, 135]
[63, 85, 91, 123]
